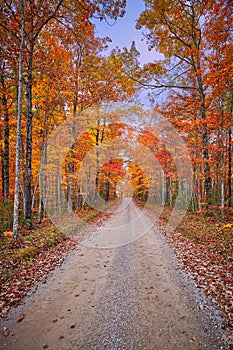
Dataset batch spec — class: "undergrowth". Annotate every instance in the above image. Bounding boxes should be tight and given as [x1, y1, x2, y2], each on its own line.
[159, 206, 233, 259]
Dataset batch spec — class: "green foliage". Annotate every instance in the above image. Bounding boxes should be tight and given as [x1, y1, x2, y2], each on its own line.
[20, 246, 37, 259]
[23, 219, 33, 230]
[0, 200, 13, 234]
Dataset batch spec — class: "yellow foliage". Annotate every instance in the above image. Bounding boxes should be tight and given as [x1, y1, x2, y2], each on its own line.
[223, 224, 232, 229]
[3, 231, 13, 238]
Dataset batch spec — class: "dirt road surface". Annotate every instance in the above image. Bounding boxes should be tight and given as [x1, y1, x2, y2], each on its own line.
[0, 199, 226, 349]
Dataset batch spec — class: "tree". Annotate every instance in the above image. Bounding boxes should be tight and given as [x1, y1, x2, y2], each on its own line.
[1, 0, 64, 228]
[136, 0, 213, 202]
[0, 0, 128, 235]
[13, 0, 25, 240]
[0, 59, 9, 200]
[204, 0, 233, 210]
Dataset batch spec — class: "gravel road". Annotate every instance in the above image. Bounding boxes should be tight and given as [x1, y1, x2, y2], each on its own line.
[0, 198, 227, 349]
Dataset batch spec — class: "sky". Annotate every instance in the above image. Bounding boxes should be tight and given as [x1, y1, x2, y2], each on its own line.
[94, 0, 161, 65]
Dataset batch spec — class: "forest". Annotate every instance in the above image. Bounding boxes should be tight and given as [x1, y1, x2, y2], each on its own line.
[0, 0, 232, 299]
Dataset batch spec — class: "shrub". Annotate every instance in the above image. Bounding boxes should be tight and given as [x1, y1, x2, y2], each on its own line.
[0, 200, 13, 234]
[19, 246, 37, 259]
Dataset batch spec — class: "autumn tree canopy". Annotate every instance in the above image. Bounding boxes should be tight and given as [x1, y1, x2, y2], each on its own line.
[0, 0, 232, 238]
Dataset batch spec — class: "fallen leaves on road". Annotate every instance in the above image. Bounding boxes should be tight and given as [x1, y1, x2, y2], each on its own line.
[0, 238, 77, 318]
[148, 210, 233, 336]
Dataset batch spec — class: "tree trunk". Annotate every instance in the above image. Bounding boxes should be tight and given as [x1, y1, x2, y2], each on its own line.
[68, 98, 77, 216]
[0, 131, 4, 199]
[3, 94, 9, 200]
[196, 73, 212, 204]
[38, 171, 44, 224]
[0, 66, 10, 200]
[24, 47, 33, 225]
[38, 116, 48, 222]
[105, 178, 110, 202]
[228, 93, 232, 207]
[161, 171, 165, 207]
[190, 2, 212, 205]
[95, 119, 100, 200]
[13, 0, 25, 240]
[31, 169, 39, 212]
[169, 177, 172, 206]
[198, 162, 203, 212]
[221, 168, 225, 218]
[165, 175, 169, 205]
[228, 127, 232, 207]
[68, 158, 74, 216]
[219, 100, 225, 218]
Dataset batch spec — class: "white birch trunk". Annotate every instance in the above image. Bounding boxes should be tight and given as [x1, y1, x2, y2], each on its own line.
[161, 172, 165, 207]
[13, 0, 25, 239]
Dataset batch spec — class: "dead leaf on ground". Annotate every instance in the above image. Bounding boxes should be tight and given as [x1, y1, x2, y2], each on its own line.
[2, 326, 9, 337]
[17, 314, 25, 323]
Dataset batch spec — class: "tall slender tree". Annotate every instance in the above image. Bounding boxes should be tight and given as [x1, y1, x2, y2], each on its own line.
[13, 0, 25, 240]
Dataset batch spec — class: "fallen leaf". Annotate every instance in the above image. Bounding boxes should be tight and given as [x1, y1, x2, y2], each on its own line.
[189, 336, 196, 342]
[17, 314, 25, 323]
[2, 326, 9, 337]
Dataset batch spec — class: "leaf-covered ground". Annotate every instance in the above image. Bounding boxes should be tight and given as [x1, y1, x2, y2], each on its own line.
[0, 207, 111, 319]
[147, 207, 233, 342]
